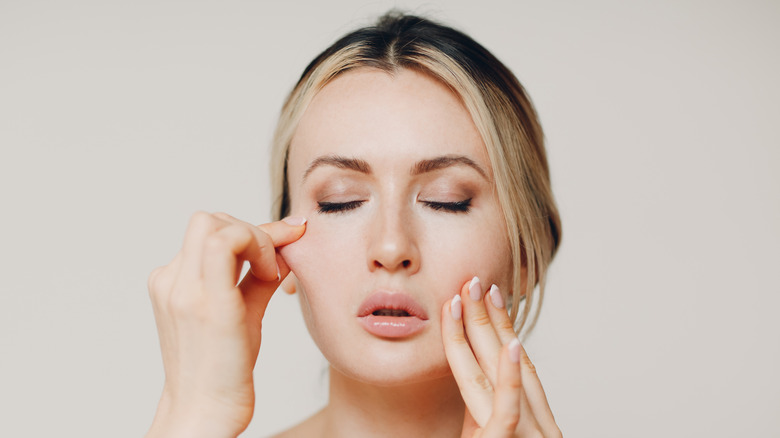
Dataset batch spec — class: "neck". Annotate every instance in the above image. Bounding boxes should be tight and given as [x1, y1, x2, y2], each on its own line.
[320, 366, 465, 438]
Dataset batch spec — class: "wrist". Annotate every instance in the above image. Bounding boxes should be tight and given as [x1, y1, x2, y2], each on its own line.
[146, 391, 251, 438]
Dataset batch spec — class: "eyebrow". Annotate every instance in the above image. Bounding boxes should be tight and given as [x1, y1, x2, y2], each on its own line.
[411, 155, 488, 180]
[303, 155, 372, 181]
[302, 153, 487, 181]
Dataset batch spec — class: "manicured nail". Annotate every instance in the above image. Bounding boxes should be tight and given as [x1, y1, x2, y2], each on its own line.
[489, 284, 504, 308]
[451, 295, 462, 320]
[469, 276, 482, 301]
[282, 216, 307, 226]
[509, 338, 521, 363]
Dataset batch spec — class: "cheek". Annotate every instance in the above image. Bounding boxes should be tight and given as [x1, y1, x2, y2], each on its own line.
[278, 217, 367, 352]
[279, 217, 361, 279]
[421, 215, 513, 293]
[278, 217, 366, 317]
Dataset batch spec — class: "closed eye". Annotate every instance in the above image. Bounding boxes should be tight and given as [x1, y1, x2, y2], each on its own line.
[421, 198, 472, 213]
[317, 200, 366, 214]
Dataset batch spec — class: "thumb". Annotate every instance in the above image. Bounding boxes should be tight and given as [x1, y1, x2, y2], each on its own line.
[257, 216, 307, 247]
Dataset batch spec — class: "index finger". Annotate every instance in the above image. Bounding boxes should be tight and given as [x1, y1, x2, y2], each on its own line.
[209, 213, 306, 282]
[517, 344, 561, 436]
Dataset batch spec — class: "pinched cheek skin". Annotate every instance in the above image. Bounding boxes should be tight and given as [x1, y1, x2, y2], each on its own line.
[277, 236, 312, 279]
[278, 226, 329, 287]
[277, 226, 332, 335]
[278, 221, 361, 293]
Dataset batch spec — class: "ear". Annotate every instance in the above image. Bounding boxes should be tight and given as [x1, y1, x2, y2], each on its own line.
[280, 272, 298, 295]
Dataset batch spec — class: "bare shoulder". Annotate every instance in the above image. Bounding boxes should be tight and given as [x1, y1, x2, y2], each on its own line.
[269, 408, 327, 438]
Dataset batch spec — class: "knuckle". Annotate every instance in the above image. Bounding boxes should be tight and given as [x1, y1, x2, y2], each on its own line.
[496, 318, 515, 333]
[204, 232, 231, 254]
[523, 355, 537, 375]
[147, 266, 173, 298]
[254, 228, 272, 248]
[189, 210, 214, 228]
[449, 330, 469, 345]
[147, 266, 164, 292]
[470, 372, 493, 392]
[236, 227, 256, 249]
[212, 211, 232, 221]
[497, 411, 520, 431]
[469, 311, 492, 327]
[504, 375, 523, 391]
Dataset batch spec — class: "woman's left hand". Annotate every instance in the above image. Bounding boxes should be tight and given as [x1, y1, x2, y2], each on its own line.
[441, 277, 562, 438]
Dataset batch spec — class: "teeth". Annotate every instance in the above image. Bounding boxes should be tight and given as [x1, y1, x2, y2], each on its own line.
[373, 309, 411, 317]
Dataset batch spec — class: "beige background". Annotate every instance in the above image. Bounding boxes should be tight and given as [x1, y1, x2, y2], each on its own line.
[1, 0, 778, 436]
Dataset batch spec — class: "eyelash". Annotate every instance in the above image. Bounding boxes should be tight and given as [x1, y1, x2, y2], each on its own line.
[316, 198, 472, 214]
[423, 198, 472, 213]
[317, 200, 365, 214]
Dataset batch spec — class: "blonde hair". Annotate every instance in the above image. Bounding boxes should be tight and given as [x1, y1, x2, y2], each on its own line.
[271, 12, 561, 338]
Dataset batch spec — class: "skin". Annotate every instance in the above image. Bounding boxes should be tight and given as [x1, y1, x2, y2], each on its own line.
[280, 67, 513, 386]
[145, 68, 561, 438]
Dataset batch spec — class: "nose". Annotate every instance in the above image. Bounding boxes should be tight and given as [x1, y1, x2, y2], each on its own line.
[367, 205, 420, 274]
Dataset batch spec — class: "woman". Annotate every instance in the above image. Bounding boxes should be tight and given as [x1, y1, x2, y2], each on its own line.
[146, 12, 562, 438]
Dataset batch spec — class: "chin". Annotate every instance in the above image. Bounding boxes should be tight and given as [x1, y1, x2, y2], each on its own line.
[324, 333, 454, 387]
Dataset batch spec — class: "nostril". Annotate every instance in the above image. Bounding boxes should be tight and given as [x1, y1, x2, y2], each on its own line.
[370, 257, 414, 271]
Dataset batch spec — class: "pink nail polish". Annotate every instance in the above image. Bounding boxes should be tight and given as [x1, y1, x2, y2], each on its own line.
[509, 338, 521, 363]
[469, 276, 481, 301]
[489, 284, 504, 308]
[282, 216, 307, 226]
[451, 295, 462, 320]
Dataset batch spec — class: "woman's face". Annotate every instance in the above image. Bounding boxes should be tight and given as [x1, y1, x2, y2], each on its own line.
[279, 67, 513, 385]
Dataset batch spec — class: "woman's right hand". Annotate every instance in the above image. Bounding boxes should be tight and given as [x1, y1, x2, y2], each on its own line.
[145, 212, 306, 438]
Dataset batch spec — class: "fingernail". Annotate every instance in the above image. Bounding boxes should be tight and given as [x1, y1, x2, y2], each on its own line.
[282, 216, 307, 226]
[509, 338, 521, 363]
[489, 284, 504, 308]
[469, 276, 482, 301]
[451, 295, 462, 320]
[276, 263, 281, 282]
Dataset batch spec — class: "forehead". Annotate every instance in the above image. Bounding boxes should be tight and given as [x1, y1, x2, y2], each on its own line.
[288, 67, 489, 178]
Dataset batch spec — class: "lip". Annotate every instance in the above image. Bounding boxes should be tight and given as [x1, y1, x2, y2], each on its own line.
[357, 291, 429, 339]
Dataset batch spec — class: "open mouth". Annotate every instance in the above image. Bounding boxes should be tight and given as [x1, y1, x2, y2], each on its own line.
[357, 291, 428, 338]
[372, 308, 412, 317]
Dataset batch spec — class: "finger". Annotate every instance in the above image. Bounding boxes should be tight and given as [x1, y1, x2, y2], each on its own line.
[237, 268, 276, 326]
[210, 213, 306, 279]
[211, 213, 306, 249]
[179, 211, 227, 277]
[254, 217, 306, 280]
[256, 216, 307, 247]
[481, 339, 523, 437]
[202, 224, 272, 296]
[518, 344, 561, 435]
[484, 284, 518, 345]
[461, 276, 504, 387]
[280, 272, 297, 295]
[147, 252, 182, 304]
[441, 295, 493, 426]
[205, 214, 303, 324]
[237, 250, 295, 342]
[461, 408, 480, 438]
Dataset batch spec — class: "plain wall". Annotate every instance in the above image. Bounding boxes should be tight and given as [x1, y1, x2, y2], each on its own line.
[1, 0, 778, 436]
